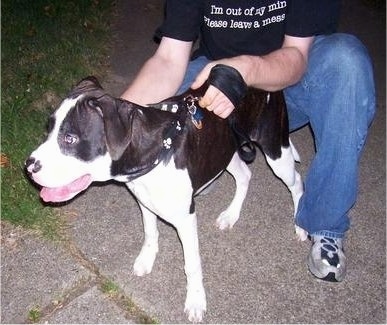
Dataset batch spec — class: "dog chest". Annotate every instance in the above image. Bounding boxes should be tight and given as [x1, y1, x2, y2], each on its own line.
[126, 159, 194, 220]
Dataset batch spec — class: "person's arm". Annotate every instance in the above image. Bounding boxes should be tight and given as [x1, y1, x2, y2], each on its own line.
[121, 37, 193, 105]
[192, 35, 314, 118]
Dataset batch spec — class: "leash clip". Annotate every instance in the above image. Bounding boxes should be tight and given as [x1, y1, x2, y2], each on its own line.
[184, 95, 203, 129]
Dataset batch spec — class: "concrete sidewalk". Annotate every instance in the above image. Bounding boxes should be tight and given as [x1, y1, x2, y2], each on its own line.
[1, 0, 385, 323]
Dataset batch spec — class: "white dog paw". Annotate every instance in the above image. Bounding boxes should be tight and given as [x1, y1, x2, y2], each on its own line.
[185, 306, 205, 323]
[184, 286, 206, 323]
[133, 247, 157, 276]
[216, 211, 239, 230]
[184, 298, 206, 323]
[295, 225, 308, 241]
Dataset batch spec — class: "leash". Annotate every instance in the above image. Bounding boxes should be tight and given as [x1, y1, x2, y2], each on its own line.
[227, 113, 256, 163]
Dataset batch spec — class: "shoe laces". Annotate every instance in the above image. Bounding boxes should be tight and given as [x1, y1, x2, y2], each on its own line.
[319, 237, 342, 268]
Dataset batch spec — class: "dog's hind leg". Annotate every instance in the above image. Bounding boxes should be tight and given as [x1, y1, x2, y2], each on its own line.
[133, 202, 159, 276]
[216, 152, 252, 230]
[174, 212, 206, 322]
[264, 145, 308, 241]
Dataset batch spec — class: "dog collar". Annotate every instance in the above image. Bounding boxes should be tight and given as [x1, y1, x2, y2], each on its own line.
[123, 94, 204, 182]
[150, 95, 204, 130]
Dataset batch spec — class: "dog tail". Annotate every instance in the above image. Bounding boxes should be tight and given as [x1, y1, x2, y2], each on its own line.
[228, 115, 257, 163]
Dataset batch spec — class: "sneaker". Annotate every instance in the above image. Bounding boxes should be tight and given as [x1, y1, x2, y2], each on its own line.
[307, 235, 347, 282]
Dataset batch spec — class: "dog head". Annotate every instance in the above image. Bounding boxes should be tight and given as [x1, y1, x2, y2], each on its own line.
[25, 76, 146, 203]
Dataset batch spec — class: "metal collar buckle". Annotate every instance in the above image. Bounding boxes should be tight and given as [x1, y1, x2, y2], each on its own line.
[184, 95, 203, 129]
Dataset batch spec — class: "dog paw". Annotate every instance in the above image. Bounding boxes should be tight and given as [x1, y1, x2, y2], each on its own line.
[185, 305, 205, 323]
[133, 247, 157, 276]
[184, 289, 206, 323]
[216, 211, 239, 230]
[295, 225, 308, 241]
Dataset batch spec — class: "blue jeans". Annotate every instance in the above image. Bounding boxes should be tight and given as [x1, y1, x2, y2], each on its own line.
[178, 33, 376, 239]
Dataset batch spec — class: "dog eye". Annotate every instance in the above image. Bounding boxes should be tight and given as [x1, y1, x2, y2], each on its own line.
[64, 134, 77, 145]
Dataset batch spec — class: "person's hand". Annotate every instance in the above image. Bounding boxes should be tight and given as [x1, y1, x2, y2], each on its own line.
[191, 58, 248, 119]
[196, 84, 235, 119]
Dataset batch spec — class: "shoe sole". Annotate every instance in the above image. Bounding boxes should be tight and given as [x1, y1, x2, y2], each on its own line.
[307, 254, 344, 282]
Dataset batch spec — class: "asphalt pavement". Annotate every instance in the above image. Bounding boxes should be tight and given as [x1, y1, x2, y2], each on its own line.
[1, 0, 386, 323]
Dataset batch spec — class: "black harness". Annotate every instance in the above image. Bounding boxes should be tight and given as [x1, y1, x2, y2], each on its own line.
[125, 64, 258, 181]
[153, 90, 257, 165]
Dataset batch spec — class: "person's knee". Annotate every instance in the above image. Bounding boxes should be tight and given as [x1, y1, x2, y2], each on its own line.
[315, 33, 375, 111]
[315, 33, 373, 79]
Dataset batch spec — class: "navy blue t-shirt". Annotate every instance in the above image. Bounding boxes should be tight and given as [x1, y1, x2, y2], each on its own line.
[156, 0, 341, 59]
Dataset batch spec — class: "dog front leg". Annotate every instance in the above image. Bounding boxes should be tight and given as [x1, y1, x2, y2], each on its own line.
[175, 213, 206, 322]
[133, 202, 159, 276]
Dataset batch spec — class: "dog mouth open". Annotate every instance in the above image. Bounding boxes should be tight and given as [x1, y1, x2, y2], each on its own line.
[39, 174, 92, 202]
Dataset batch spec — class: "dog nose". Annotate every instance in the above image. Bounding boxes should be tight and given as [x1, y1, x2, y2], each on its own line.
[25, 157, 42, 174]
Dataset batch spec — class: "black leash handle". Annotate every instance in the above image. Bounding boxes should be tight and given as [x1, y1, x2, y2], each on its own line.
[208, 64, 248, 108]
[208, 64, 256, 163]
[228, 114, 257, 163]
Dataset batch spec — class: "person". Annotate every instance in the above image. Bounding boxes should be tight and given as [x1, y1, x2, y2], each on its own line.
[121, 0, 376, 282]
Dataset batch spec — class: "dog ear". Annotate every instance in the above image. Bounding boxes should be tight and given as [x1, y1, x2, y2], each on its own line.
[89, 95, 138, 161]
[69, 76, 104, 99]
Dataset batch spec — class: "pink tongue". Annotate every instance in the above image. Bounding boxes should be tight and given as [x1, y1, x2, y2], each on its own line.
[40, 175, 92, 202]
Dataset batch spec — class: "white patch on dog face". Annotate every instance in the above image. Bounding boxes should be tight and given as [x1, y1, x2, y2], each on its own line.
[27, 96, 112, 202]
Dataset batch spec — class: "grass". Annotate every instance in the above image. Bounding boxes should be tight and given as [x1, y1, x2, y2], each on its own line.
[100, 279, 120, 297]
[100, 278, 159, 324]
[1, 0, 113, 237]
[28, 306, 41, 323]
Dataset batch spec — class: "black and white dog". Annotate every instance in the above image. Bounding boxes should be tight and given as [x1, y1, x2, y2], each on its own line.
[26, 67, 306, 322]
